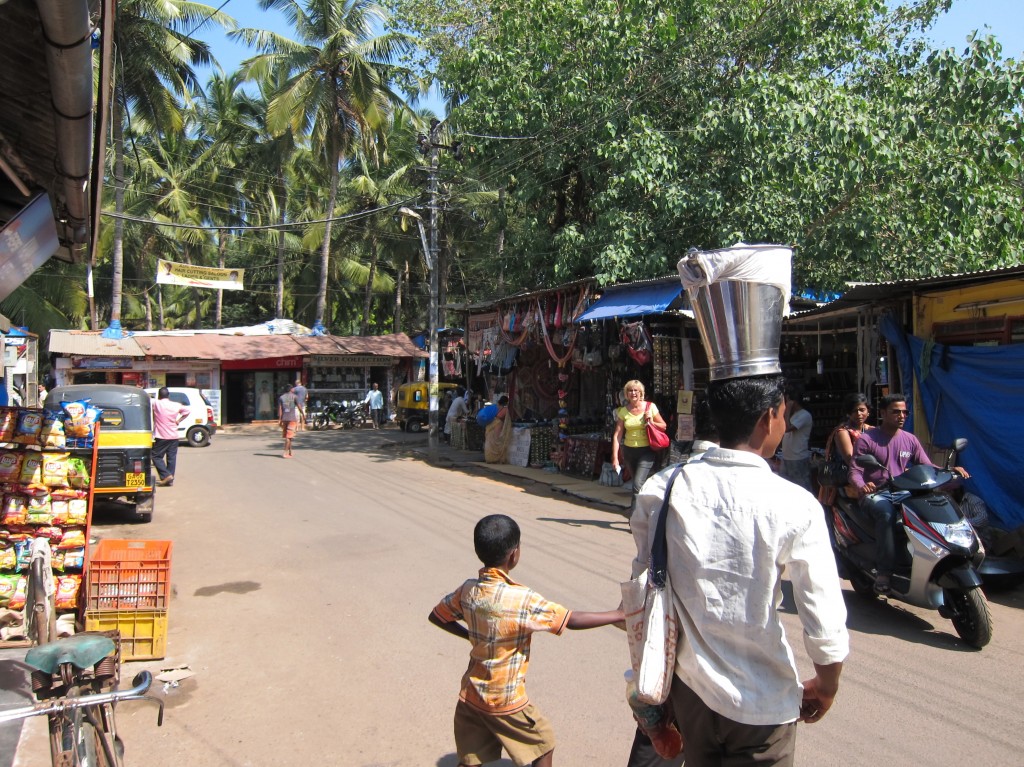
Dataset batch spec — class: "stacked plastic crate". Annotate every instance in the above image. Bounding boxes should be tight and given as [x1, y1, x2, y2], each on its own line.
[84, 540, 172, 660]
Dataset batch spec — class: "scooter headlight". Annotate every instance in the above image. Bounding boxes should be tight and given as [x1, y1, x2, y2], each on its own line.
[934, 520, 976, 549]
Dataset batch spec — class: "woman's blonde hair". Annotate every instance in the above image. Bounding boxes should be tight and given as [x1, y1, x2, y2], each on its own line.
[622, 380, 645, 398]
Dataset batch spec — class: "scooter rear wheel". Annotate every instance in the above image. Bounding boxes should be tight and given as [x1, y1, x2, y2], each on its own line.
[838, 554, 877, 599]
[945, 587, 993, 648]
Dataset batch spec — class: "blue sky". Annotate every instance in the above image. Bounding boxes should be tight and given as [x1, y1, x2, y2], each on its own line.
[193, 0, 1022, 114]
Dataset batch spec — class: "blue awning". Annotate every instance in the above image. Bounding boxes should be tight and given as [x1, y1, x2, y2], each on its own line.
[575, 281, 684, 322]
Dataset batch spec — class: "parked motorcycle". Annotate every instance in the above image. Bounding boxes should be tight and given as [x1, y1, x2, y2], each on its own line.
[828, 438, 993, 648]
[312, 401, 372, 430]
[312, 401, 347, 430]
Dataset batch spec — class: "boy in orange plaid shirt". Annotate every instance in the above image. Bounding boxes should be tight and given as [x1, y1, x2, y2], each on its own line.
[430, 514, 624, 767]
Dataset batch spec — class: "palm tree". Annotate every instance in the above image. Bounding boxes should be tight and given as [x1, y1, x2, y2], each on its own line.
[105, 1, 234, 332]
[235, 0, 416, 332]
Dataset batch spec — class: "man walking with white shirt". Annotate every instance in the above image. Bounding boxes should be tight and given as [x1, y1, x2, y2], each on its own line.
[630, 374, 848, 766]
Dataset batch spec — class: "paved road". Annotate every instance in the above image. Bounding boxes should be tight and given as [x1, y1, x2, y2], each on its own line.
[12, 427, 1024, 766]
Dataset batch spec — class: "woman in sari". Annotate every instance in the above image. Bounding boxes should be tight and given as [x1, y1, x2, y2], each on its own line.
[484, 395, 513, 464]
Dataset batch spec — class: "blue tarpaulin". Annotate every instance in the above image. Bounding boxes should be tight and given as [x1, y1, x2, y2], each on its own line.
[882, 320, 1024, 529]
[575, 281, 683, 322]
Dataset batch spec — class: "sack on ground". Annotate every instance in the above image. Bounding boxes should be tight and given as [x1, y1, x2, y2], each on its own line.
[507, 427, 532, 467]
[621, 569, 678, 705]
[599, 462, 623, 487]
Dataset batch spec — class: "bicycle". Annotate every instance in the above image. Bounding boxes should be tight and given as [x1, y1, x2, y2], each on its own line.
[0, 633, 163, 766]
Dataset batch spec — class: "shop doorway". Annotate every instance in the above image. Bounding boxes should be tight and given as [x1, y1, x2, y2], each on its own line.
[225, 371, 250, 423]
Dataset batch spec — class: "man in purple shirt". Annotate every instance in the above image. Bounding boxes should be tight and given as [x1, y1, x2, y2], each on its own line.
[849, 393, 968, 593]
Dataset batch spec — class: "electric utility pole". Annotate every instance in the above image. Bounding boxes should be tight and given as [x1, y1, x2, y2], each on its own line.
[417, 118, 465, 461]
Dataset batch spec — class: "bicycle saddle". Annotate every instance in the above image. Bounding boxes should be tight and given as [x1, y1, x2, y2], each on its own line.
[25, 634, 116, 674]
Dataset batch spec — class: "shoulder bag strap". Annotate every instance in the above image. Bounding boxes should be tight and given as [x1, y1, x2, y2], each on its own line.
[649, 464, 686, 588]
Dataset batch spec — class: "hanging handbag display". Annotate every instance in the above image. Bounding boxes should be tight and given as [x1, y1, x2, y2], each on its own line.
[620, 464, 685, 705]
[645, 402, 671, 452]
[818, 427, 850, 487]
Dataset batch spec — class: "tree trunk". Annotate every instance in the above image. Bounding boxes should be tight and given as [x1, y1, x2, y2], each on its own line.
[316, 158, 341, 329]
[361, 234, 378, 334]
[276, 170, 287, 319]
[393, 258, 405, 333]
[110, 102, 126, 326]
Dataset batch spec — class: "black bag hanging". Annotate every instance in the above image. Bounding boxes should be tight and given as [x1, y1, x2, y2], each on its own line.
[818, 428, 849, 487]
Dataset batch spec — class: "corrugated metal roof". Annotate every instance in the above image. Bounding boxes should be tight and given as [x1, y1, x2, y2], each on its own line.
[48, 330, 145, 357]
[291, 335, 348, 355]
[210, 335, 307, 360]
[333, 333, 427, 358]
[787, 264, 1024, 323]
[50, 328, 428, 360]
[133, 335, 227, 359]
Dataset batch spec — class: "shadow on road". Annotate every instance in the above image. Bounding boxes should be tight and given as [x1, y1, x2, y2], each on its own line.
[437, 755, 514, 767]
[537, 516, 630, 533]
[840, 590, 978, 651]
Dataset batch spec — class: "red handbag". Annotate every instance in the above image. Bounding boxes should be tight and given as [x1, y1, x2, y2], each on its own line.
[645, 402, 670, 451]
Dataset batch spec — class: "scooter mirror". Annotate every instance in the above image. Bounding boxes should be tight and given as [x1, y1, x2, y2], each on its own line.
[953, 437, 968, 453]
[856, 454, 882, 469]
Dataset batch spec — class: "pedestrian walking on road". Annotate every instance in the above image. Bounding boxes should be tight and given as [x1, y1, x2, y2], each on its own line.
[152, 387, 190, 486]
[279, 384, 298, 458]
[630, 375, 849, 767]
[363, 382, 385, 429]
[293, 376, 308, 431]
[430, 514, 624, 767]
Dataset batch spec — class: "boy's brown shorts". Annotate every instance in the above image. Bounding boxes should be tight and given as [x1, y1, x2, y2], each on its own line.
[454, 700, 555, 767]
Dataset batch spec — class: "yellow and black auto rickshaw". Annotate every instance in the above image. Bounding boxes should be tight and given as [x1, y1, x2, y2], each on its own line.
[396, 381, 459, 432]
[45, 384, 155, 522]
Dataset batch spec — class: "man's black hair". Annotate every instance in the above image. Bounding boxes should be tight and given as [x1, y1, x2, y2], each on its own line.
[474, 514, 520, 567]
[157, 387, 170, 399]
[707, 374, 785, 447]
[880, 393, 907, 410]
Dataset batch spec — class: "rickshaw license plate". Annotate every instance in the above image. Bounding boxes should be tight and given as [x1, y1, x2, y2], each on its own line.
[125, 472, 146, 487]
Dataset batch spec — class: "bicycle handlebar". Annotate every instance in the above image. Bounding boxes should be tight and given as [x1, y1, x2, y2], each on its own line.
[0, 671, 162, 725]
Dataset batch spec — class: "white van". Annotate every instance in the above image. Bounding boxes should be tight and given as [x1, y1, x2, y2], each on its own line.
[145, 387, 217, 447]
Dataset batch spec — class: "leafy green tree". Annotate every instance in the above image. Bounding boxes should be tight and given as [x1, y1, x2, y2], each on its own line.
[400, 0, 1022, 292]
[235, 0, 417, 331]
[104, 1, 234, 329]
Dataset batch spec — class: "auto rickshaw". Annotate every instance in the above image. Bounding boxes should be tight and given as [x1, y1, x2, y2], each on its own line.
[396, 381, 459, 432]
[45, 384, 155, 522]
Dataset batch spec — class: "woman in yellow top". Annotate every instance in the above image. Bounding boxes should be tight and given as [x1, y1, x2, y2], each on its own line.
[611, 380, 668, 508]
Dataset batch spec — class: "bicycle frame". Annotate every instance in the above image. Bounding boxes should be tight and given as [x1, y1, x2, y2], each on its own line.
[0, 671, 163, 767]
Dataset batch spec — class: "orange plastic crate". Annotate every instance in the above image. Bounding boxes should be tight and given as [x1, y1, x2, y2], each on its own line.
[86, 540, 172, 611]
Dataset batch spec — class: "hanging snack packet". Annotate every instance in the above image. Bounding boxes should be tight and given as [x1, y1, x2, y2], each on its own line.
[13, 538, 32, 571]
[61, 547, 84, 572]
[67, 495, 88, 525]
[12, 410, 45, 446]
[67, 457, 90, 489]
[0, 543, 16, 571]
[42, 453, 70, 489]
[0, 450, 23, 483]
[55, 575, 82, 610]
[0, 408, 17, 443]
[7, 575, 28, 610]
[57, 527, 86, 550]
[62, 400, 100, 446]
[50, 492, 72, 524]
[18, 453, 44, 485]
[40, 410, 66, 449]
[0, 573, 23, 607]
[1, 494, 28, 525]
[26, 491, 53, 524]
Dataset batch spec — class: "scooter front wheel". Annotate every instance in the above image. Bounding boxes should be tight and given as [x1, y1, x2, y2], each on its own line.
[945, 587, 993, 648]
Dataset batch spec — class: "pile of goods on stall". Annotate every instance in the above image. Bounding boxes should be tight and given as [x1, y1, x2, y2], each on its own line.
[0, 401, 99, 641]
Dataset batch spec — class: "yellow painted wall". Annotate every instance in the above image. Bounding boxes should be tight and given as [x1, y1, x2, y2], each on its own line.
[914, 278, 1024, 336]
